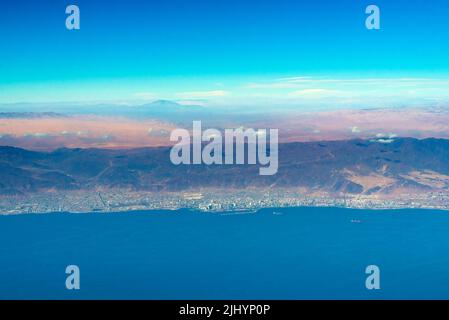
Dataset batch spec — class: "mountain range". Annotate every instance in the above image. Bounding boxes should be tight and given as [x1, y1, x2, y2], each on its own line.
[1, 137, 449, 196]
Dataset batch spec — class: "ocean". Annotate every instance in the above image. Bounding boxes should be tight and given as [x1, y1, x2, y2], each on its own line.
[1, 207, 449, 300]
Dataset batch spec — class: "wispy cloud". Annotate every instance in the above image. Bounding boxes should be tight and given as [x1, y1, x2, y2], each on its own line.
[239, 75, 449, 108]
[288, 89, 344, 98]
[350, 126, 362, 134]
[245, 82, 298, 89]
[246, 76, 449, 90]
[274, 76, 446, 85]
[24, 132, 50, 138]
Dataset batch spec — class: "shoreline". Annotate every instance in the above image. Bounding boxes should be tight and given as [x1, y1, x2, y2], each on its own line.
[2, 188, 449, 215]
[2, 204, 449, 216]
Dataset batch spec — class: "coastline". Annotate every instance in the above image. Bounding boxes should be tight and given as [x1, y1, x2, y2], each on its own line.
[1, 202, 449, 216]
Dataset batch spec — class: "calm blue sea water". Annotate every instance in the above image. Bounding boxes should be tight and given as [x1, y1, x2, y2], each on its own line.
[1, 207, 449, 300]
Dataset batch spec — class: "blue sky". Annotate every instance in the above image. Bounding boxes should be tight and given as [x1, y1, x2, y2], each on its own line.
[1, 0, 449, 105]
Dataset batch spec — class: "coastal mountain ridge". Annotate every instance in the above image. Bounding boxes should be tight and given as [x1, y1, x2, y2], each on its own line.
[1, 137, 449, 196]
